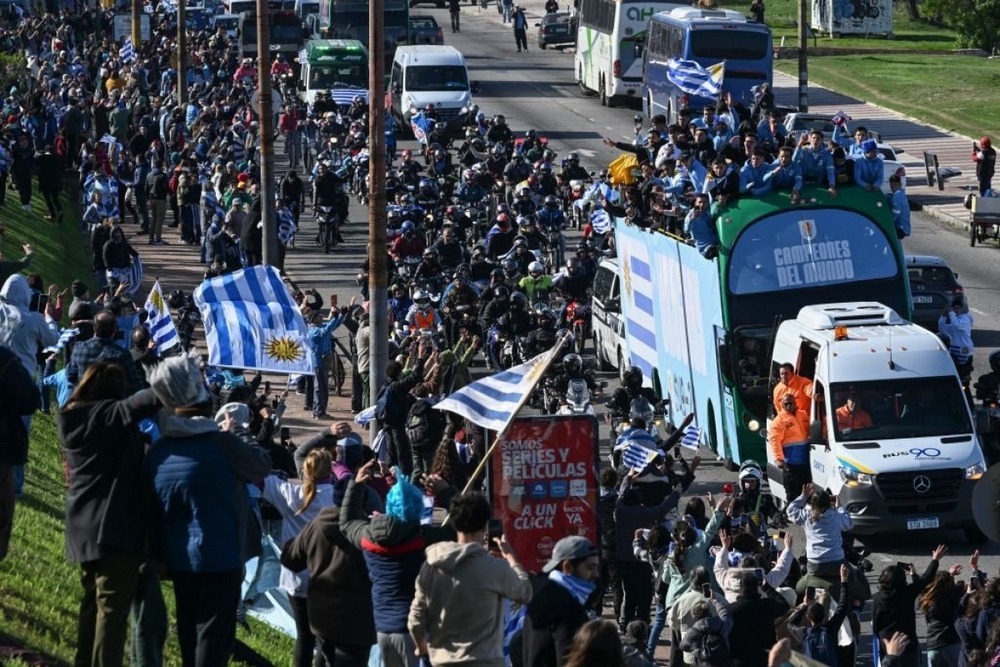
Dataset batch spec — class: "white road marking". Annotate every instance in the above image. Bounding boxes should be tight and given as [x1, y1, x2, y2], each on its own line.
[577, 149, 597, 157]
[971, 307, 989, 316]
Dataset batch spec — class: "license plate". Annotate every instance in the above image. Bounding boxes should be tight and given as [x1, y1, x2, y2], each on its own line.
[912, 296, 934, 304]
[907, 517, 939, 530]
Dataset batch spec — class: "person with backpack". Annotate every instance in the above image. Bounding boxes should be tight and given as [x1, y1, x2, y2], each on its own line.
[406, 385, 446, 480]
[145, 159, 169, 245]
[669, 566, 727, 667]
[678, 595, 733, 667]
[377, 340, 432, 476]
[727, 571, 790, 667]
[786, 565, 851, 666]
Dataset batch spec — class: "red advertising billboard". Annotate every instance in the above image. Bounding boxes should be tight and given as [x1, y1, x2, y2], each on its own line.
[488, 415, 601, 574]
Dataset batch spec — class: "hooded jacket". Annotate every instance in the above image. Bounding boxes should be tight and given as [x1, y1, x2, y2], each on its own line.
[408, 541, 532, 667]
[0, 274, 60, 375]
[281, 504, 377, 647]
[785, 498, 854, 564]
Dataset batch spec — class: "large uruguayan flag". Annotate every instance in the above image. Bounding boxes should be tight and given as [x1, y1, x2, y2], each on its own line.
[329, 88, 368, 107]
[616, 233, 657, 378]
[434, 338, 565, 432]
[144, 280, 179, 353]
[119, 38, 137, 63]
[666, 59, 725, 100]
[193, 266, 314, 375]
[621, 442, 661, 472]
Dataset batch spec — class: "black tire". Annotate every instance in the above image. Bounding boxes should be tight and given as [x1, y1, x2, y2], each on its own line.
[596, 332, 613, 371]
[971, 222, 977, 247]
[540, 42, 547, 50]
[574, 322, 585, 355]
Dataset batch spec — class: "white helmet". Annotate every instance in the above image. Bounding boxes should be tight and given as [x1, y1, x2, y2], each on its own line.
[528, 261, 544, 277]
[413, 290, 430, 307]
[738, 460, 764, 488]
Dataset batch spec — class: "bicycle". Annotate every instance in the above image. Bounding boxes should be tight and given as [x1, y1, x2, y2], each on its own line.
[326, 336, 355, 396]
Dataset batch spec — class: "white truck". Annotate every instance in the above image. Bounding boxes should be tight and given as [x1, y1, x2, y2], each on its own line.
[767, 302, 986, 540]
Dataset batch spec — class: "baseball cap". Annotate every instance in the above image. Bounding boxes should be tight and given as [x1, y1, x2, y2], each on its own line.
[542, 536, 597, 573]
[337, 433, 363, 448]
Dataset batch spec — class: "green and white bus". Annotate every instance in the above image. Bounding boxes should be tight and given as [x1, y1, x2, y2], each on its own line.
[573, 0, 689, 107]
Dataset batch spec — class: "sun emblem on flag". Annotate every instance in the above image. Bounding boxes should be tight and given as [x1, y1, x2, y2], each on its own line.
[265, 335, 305, 364]
[622, 254, 633, 298]
[149, 288, 164, 314]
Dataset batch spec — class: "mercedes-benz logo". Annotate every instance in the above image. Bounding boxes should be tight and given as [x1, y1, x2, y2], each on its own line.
[913, 475, 932, 493]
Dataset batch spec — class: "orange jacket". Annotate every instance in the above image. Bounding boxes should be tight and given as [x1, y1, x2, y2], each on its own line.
[773, 374, 813, 414]
[835, 405, 874, 432]
[768, 409, 809, 463]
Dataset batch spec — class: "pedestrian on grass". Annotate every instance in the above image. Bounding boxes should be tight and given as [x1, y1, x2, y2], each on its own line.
[0, 343, 40, 562]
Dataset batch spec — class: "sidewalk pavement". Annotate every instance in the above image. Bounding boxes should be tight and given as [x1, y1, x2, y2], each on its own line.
[770, 70, 978, 230]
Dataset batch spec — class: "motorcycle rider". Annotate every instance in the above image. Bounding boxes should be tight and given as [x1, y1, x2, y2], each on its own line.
[518, 260, 554, 306]
[524, 306, 559, 357]
[270, 53, 293, 79]
[503, 154, 532, 203]
[415, 177, 440, 210]
[388, 282, 413, 324]
[396, 193, 424, 226]
[470, 246, 495, 284]
[455, 168, 488, 206]
[536, 162, 560, 197]
[517, 217, 547, 252]
[735, 460, 779, 536]
[413, 247, 443, 282]
[444, 205, 475, 242]
[487, 143, 509, 180]
[456, 130, 489, 167]
[478, 268, 507, 313]
[406, 289, 442, 335]
[313, 162, 349, 225]
[426, 147, 455, 180]
[554, 257, 592, 302]
[347, 95, 368, 121]
[442, 272, 480, 345]
[233, 57, 257, 83]
[608, 366, 660, 427]
[551, 352, 598, 399]
[432, 225, 469, 271]
[576, 242, 600, 279]
[559, 152, 591, 184]
[512, 184, 538, 218]
[492, 292, 533, 368]
[520, 129, 545, 161]
[536, 195, 566, 231]
[501, 257, 523, 290]
[485, 213, 516, 261]
[391, 221, 426, 262]
[508, 236, 536, 275]
[486, 114, 513, 145]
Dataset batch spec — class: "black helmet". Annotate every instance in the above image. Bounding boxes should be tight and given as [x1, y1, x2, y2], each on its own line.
[168, 289, 187, 309]
[567, 152, 580, 163]
[490, 267, 505, 280]
[563, 353, 583, 374]
[544, 195, 559, 209]
[991, 350, 1000, 374]
[510, 292, 528, 309]
[494, 285, 511, 300]
[502, 258, 519, 274]
[566, 257, 581, 275]
[526, 129, 537, 139]
[623, 365, 643, 388]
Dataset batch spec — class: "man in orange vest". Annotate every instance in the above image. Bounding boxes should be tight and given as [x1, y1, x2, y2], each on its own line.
[769, 394, 811, 500]
[835, 392, 874, 433]
[773, 363, 813, 414]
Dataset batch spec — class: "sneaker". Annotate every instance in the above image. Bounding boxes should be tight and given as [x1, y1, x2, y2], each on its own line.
[25, 204, 30, 212]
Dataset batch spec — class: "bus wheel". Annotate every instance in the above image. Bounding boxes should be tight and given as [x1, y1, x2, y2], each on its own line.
[600, 80, 615, 108]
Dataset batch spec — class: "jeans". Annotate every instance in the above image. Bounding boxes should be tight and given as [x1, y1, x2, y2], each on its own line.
[13, 170, 31, 205]
[75, 550, 142, 667]
[928, 643, 961, 667]
[387, 426, 413, 476]
[450, 10, 460, 31]
[306, 362, 329, 416]
[412, 448, 436, 481]
[136, 192, 150, 229]
[514, 29, 528, 51]
[130, 567, 168, 667]
[171, 568, 243, 667]
[646, 596, 666, 655]
[149, 199, 167, 242]
[502, 2, 511, 21]
[378, 632, 417, 667]
[289, 594, 317, 667]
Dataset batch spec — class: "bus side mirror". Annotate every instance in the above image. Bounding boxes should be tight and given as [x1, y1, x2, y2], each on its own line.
[634, 43, 644, 58]
[808, 420, 827, 448]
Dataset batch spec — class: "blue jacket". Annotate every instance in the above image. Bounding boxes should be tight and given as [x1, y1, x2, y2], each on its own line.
[890, 188, 910, 237]
[854, 155, 884, 188]
[832, 125, 866, 157]
[764, 162, 803, 192]
[146, 419, 271, 573]
[786, 497, 854, 564]
[793, 146, 836, 187]
[739, 161, 772, 195]
[685, 210, 719, 257]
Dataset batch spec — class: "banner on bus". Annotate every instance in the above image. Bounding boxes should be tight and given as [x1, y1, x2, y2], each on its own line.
[487, 415, 600, 574]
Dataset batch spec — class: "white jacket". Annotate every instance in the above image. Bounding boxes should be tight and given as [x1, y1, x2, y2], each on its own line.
[714, 544, 794, 603]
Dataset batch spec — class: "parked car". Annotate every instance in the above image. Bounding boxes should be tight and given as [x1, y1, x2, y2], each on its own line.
[783, 112, 836, 142]
[905, 254, 967, 329]
[410, 0, 445, 7]
[409, 15, 444, 45]
[875, 142, 906, 194]
[536, 11, 576, 49]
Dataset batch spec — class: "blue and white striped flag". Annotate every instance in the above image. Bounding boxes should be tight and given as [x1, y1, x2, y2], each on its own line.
[144, 280, 179, 353]
[297, 48, 308, 65]
[410, 110, 433, 146]
[621, 441, 661, 472]
[43, 328, 79, 354]
[119, 38, 137, 63]
[434, 335, 567, 432]
[193, 266, 314, 375]
[680, 424, 702, 450]
[590, 208, 613, 234]
[666, 58, 725, 100]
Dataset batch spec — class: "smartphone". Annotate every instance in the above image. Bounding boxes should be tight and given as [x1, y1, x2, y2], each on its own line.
[805, 586, 816, 601]
[487, 519, 504, 540]
[778, 530, 786, 540]
[753, 568, 765, 582]
[330, 294, 338, 308]
[264, 380, 271, 395]
[702, 584, 712, 598]
[280, 427, 290, 442]
[29, 292, 48, 313]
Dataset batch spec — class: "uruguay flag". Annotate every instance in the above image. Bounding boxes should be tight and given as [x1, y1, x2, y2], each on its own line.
[193, 266, 314, 375]
[680, 425, 702, 450]
[144, 280, 179, 353]
[410, 110, 433, 145]
[119, 38, 137, 63]
[666, 59, 725, 100]
[434, 335, 567, 432]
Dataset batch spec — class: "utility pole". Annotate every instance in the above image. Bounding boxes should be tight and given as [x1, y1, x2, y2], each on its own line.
[177, 0, 187, 106]
[131, 0, 141, 46]
[257, 4, 278, 267]
[368, 0, 388, 405]
[798, 0, 808, 111]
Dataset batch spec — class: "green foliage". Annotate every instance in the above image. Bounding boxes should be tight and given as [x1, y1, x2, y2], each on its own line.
[0, 53, 26, 93]
[922, 0, 1000, 52]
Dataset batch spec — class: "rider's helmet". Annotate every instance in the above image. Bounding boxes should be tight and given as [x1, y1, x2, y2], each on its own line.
[544, 195, 559, 210]
[538, 162, 553, 176]
[418, 178, 433, 191]
[473, 244, 489, 259]
[513, 235, 528, 250]
[353, 95, 363, 104]
[497, 213, 510, 229]
[413, 290, 431, 308]
[526, 129, 537, 140]
[512, 152, 524, 163]
[566, 152, 580, 165]
[528, 261, 545, 278]
[400, 194, 414, 207]
[502, 258, 519, 277]
[536, 306, 556, 327]
[565, 257, 581, 276]
[424, 103, 435, 114]
[991, 350, 1000, 374]
[496, 202, 510, 215]
[623, 365, 643, 390]
[519, 218, 535, 235]
[453, 271, 467, 285]
[493, 114, 505, 125]
[400, 220, 416, 234]
[494, 285, 511, 301]
[422, 247, 438, 260]
[456, 263, 472, 277]
[510, 292, 528, 310]
[391, 282, 407, 297]
[463, 169, 475, 182]
[491, 143, 505, 157]
[542, 149, 557, 163]
[433, 148, 446, 161]
[518, 186, 532, 198]
[738, 460, 765, 492]
[527, 174, 540, 188]
[490, 267, 504, 281]
[563, 353, 583, 375]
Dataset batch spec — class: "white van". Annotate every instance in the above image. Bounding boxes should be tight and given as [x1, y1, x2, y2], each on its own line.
[389, 45, 474, 129]
[591, 257, 628, 379]
[766, 302, 985, 539]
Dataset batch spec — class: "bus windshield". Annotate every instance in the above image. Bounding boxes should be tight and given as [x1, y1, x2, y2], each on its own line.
[829, 377, 972, 441]
[688, 29, 769, 60]
[309, 64, 365, 88]
[404, 65, 468, 91]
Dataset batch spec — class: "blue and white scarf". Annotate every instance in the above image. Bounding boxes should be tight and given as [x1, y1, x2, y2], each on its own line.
[548, 570, 597, 607]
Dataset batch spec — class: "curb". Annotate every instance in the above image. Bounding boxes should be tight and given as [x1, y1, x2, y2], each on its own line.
[911, 198, 971, 233]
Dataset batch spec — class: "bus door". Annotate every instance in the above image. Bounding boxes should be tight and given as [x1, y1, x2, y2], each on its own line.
[765, 331, 799, 503]
[714, 325, 737, 464]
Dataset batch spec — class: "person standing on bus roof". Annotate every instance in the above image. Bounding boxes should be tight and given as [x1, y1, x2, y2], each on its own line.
[763, 147, 802, 204]
[740, 149, 772, 196]
[769, 394, 811, 500]
[684, 193, 719, 259]
[513, 6, 529, 52]
[793, 130, 837, 198]
[773, 363, 813, 415]
[854, 139, 884, 192]
[832, 123, 870, 157]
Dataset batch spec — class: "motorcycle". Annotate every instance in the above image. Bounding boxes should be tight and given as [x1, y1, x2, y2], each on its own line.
[497, 332, 526, 370]
[564, 300, 592, 356]
[556, 379, 607, 416]
[315, 205, 340, 253]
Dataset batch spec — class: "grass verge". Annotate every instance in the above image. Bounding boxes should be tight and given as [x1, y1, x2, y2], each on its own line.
[722, 0, 959, 51]
[0, 187, 295, 665]
[774, 55, 1000, 139]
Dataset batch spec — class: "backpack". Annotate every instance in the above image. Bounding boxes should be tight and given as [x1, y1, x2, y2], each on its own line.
[374, 383, 407, 426]
[177, 174, 192, 205]
[691, 618, 730, 667]
[406, 399, 442, 453]
[802, 627, 837, 667]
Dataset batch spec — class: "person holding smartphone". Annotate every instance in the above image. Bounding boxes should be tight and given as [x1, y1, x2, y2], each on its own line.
[786, 564, 852, 665]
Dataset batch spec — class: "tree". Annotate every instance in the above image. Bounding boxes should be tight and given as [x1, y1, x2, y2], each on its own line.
[896, 0, 920, 20]
[923, 0, 1000, 51]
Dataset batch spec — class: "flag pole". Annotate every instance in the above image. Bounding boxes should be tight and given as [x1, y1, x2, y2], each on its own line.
[442, 332, 571, 523]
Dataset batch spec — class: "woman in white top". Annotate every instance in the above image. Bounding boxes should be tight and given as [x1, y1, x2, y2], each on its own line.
[261, 449, 336, 667]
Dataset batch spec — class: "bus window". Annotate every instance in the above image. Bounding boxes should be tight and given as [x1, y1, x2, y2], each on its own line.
[404, 66, 468, 92]
[688, 30, 770, 60]
[310, 65, 365, 89]
[796, 343, 818, 383]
